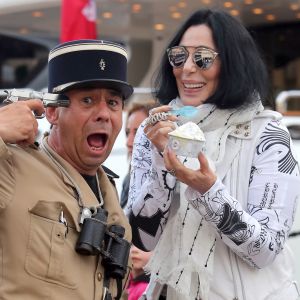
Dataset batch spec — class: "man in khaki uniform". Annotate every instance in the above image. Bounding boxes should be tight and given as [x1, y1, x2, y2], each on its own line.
[0, 40, 133, 300]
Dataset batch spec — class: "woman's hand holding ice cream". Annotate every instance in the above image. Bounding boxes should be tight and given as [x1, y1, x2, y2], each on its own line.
[163, 122, 216, 194]
[164, 147, 217, 194]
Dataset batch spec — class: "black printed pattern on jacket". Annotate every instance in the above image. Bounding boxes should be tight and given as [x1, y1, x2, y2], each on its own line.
[127, 120, 300, 268]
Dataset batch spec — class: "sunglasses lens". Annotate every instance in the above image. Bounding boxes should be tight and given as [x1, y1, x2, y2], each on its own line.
[194, 49, 216, 69]
[168, 47, 187, 68]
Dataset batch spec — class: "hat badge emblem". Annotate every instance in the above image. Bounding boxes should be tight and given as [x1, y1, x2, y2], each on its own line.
[99, 59, 106, 70]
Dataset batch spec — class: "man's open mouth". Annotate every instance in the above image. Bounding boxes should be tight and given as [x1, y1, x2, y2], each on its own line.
[87, 133, 108, 150]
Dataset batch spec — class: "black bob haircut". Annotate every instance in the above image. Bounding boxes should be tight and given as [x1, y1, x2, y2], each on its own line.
[153, 9, 270, 109]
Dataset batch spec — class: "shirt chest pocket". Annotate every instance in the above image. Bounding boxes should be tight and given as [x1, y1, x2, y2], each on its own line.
[25, 200, 84, 289]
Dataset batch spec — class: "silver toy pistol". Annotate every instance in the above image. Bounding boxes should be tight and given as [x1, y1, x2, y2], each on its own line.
[2, 89, 70, 119]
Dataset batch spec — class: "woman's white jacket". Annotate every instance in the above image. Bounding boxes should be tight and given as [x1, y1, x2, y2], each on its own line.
[126, 106, 300, 300]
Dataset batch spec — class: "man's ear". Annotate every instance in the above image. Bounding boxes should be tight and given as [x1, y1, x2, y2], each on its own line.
[45, 107, 59, 125]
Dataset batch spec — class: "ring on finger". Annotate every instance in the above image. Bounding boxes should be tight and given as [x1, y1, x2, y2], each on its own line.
[167, 169, 176, 177]
[145, 112, 169, 126]
[149, 108, 155, 115]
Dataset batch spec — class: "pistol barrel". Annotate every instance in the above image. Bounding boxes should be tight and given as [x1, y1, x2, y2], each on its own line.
[1, 89, 70, 108]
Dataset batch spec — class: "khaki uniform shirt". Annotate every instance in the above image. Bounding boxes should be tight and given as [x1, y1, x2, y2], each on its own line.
[0, 137, 132, 300]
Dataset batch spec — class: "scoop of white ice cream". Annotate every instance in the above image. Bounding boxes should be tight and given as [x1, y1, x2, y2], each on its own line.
[168, 121, 205, 141]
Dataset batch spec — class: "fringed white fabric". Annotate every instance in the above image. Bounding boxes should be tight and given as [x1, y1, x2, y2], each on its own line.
[145, 157, 215, 300]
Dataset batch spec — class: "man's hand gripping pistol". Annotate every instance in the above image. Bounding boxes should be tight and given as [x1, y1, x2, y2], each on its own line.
[2, 89, 70, 118]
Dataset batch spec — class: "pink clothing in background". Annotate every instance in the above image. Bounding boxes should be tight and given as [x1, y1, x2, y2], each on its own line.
[127, 274, 149, 300]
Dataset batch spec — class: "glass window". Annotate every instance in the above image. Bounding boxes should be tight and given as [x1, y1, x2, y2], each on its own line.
[250, 23, 300, 110]
[0, 34, 48, 89]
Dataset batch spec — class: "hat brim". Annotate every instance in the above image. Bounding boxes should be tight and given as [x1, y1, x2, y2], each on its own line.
[57, 79, 134, 100]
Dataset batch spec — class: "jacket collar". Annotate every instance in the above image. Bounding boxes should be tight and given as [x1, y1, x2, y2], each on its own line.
[41, 137, 100, 210]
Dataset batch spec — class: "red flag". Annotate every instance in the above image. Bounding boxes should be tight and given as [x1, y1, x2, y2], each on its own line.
[60, 0, 97, 43]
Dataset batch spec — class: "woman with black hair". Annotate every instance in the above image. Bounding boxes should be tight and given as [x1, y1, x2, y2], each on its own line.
[126, 9, 300, 300]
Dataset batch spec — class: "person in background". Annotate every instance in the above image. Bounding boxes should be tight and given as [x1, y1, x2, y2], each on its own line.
[120, 97, 158, 209]
[120, 98, 158, 300]
[126, 245, 153, 300]
[126, 8, 300, 300]
[0, 39, 133, 300]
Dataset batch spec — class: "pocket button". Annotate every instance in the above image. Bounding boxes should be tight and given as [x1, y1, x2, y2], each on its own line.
[97, 272, 103, 281]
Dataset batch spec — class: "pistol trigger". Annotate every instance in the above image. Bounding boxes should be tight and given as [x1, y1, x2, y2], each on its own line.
[33, 111, 45, 119]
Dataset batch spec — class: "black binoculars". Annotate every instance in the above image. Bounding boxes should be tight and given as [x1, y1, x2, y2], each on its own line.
[75, 207, 130, 279]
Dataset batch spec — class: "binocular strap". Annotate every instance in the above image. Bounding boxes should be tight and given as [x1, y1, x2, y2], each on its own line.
[103, 273, 123, 300]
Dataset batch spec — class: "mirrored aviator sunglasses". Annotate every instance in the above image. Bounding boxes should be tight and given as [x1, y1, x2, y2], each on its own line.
[167, 46, 218, 70]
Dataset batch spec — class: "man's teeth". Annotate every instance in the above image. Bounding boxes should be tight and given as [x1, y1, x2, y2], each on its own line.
[184, 83, 204, 88]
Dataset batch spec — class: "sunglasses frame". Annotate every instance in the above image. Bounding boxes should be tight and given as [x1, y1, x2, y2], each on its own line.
[167, 45, 218, 70]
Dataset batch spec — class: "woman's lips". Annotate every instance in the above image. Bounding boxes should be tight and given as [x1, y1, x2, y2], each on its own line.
[183, 82, 205, 89]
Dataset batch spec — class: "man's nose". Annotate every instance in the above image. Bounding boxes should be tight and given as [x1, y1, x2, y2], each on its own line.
[95, 101, 110, 121]
[126, 131, 135, 148]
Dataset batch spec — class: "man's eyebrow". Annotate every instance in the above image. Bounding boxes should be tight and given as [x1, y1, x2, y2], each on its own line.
[108, 89, 123, 98]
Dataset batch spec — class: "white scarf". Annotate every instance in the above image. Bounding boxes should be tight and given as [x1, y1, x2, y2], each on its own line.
[145, 98, 264, 300]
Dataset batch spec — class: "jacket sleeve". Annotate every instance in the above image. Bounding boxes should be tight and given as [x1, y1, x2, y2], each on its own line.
[185, 120, 300, 268]
[125, 122, 176, 251]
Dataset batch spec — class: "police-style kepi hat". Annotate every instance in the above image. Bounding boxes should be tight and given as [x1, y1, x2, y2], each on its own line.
[48, 40, 133, 100]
